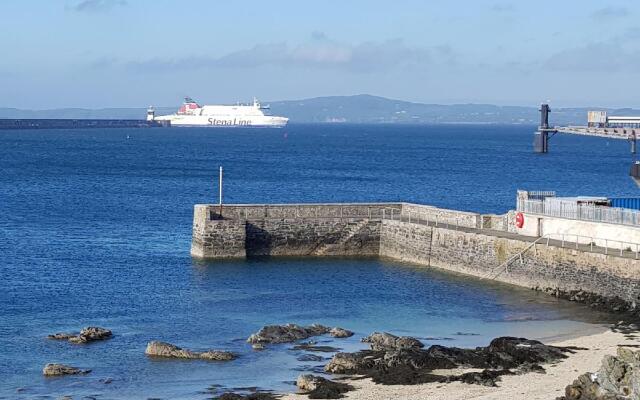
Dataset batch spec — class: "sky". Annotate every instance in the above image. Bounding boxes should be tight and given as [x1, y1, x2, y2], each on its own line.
[1, 0, 639, 109]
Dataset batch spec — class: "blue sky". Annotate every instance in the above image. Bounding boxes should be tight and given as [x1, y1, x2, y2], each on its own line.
[1, 0, 639, 108]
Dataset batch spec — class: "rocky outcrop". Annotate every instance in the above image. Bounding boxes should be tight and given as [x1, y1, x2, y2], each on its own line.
[329, 328, 353, 338]
[296, 374, 354, 399]
[326, 336, 577, 385]
[246, 324, 356, 346]
[47, 327, 112, 344]
[543, 288, 639, 317]
[361, 332, 424, 351]
[42, 363, 91, 376]
[247, 324, 330, 344]
[145, 341, 236, 361]
[560, 347, 640, 400]
[216, 393, 280, 400]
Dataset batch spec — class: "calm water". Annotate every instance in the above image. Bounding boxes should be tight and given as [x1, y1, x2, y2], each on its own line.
[0, 124, 634, 399]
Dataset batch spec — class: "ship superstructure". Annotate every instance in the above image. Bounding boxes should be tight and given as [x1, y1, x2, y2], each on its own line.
[148, 97, 288, 127]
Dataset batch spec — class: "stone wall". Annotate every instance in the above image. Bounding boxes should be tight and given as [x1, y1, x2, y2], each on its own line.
[191, 204, 393, 258]
[379, 219, 433, 265]
[245, 218, 380, 256]
[192, 202, 640, 305]
[400, 203, 481, 229]
[207, 203, 401, 220]
[380, 219, 640, 304]
[190, 218, 246, 258]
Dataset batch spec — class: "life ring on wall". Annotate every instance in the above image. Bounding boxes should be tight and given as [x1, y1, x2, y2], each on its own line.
[515, 212, 525, 229]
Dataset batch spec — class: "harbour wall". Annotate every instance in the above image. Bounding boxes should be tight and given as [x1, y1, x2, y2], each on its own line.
[191, 203, 402, 258]
[192, 202, 640, 305]
[379, 219, 640, 304]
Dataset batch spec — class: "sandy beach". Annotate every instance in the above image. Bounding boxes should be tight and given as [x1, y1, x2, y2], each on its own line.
[282, 326, 637, 400]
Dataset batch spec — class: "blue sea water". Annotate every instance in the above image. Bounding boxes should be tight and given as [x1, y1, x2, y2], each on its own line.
[0, 124, 635, 399]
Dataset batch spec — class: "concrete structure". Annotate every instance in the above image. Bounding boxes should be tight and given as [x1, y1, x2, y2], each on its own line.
[192, 201, 640, 306]
[515, 190, 640, 251]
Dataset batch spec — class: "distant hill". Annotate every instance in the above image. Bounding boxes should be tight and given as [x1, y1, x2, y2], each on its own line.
[2, 94, 639, 125]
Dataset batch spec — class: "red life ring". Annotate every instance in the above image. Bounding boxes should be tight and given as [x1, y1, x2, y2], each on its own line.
[515, 212, 525, 228]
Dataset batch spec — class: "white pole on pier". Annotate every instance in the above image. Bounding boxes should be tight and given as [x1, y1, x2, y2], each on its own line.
[218, 166, 223, 217]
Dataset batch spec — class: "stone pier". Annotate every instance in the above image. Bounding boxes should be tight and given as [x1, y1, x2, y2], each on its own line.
[191, 202, 640, 306]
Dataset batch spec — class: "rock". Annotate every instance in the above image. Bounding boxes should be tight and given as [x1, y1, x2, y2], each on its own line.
[329, 328, 353, 338]
[199, 350, 237, 361]
[48, 327, 112, 344]
[47, 333, 76, 340]
[252, 343, 265, 351]
[216, 393, 280, 400]
[326, 335, 575, 385]
[42, 363, 91, 376]
[78, 327, 112, 342]
[325, 352, 369, 374]
[296, 374, 353, 399]
[297, 354, 325, 362]
[559, 346, 640, 399]
[292, 343, 341, 353]
[145, 341, 236, 361]
[454, 369, 514, 387]
[247, 324, 331, 344]
[361, 332, 424, 351]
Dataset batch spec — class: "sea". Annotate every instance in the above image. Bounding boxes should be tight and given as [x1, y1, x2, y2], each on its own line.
[0, 124, 636, 399]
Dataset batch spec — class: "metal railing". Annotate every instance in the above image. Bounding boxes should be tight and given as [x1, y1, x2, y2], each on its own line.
[382, 207, 639, 259]
[543, 232, 639, 259]
[518, 199, 640, 227]
[485, 235, 550, 280]
[486, 233, 639, 280]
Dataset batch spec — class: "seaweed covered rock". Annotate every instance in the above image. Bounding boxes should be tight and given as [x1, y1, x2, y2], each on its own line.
[454, 369, 515, 387]
[247, 324, 331, 344]
[216, 393, 280, 400]
[47, 326, 112, 344]
[296, 374, 353, 399]
[560, 347, 640, 399]
[145, 341, 236, 361]
[326, 336, 575, 385]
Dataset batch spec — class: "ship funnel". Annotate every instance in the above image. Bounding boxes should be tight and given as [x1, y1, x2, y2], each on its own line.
[146, 106, 155, 121]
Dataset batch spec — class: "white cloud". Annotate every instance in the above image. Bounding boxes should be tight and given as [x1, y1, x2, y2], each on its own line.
[70, 0, 127, 12]
[124, 34, 432, 74]
[545, 42, 640, 72]
[591, 6, 630, 21]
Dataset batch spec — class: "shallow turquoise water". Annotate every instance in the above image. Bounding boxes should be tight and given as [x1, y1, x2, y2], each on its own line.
[0, 124, 629, 399]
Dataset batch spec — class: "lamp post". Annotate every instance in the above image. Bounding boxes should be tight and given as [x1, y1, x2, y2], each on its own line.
[218, 166, 223, 217]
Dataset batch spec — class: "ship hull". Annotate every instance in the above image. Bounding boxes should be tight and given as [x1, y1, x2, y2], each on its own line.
[154, 115, 288, 128]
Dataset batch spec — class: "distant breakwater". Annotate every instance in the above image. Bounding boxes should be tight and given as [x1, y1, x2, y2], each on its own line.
[0, 119, 165, 130]
[191, 202, 640, 313]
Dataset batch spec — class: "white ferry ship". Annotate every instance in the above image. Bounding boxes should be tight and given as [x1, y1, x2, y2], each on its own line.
[148, 97, 288, 128]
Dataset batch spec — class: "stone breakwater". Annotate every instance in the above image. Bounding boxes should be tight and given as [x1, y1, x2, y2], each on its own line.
[191, 202, 640, 310]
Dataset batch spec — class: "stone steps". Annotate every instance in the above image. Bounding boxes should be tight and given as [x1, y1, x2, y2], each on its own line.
[312, 220, 369, 256]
